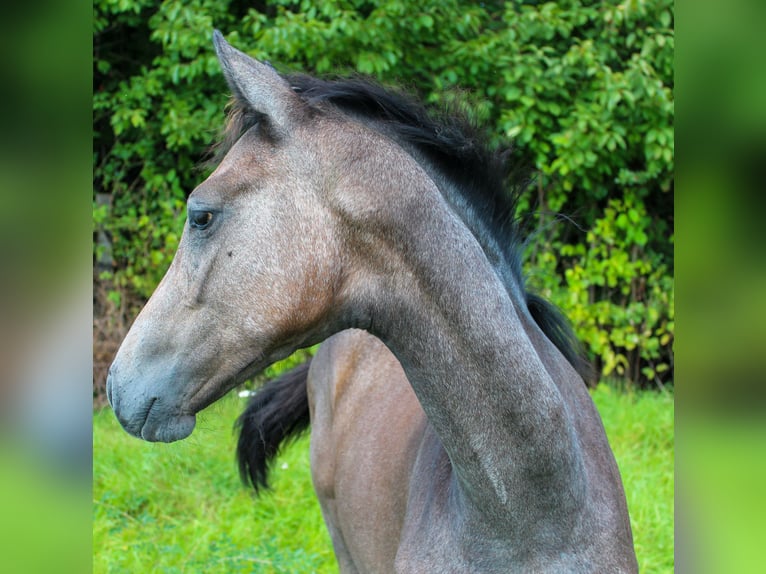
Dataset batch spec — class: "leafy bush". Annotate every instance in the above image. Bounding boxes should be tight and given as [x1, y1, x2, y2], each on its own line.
[527, 191, 673, 382]
[94, 0, 673, 386]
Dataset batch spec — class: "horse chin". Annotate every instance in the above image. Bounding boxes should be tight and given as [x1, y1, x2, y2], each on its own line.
[139, 412, 196, 443]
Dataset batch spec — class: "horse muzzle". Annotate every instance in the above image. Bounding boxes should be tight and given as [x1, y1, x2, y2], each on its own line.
[106, 365, 197, 443]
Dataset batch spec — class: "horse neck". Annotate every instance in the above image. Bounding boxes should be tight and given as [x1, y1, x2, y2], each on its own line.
[340, 173, 586, 530]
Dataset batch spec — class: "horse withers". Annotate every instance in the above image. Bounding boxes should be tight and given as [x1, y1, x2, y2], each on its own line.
[107, 31, 638, 572]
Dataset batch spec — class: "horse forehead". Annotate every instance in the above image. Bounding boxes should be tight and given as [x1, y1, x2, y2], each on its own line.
[199, 137, 286, 198]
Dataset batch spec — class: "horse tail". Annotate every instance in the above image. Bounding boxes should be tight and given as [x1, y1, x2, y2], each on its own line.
[235, 360, 312, 493]
[526, 292, 597, 386]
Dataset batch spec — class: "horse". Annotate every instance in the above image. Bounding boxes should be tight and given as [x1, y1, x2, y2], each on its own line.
[107, 31, 638, 572]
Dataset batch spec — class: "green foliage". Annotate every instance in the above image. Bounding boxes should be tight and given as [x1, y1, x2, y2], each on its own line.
[528, 190, 673, 382]
[93, 385, 674, 571]
[94, 0, 233, 298]
[94, 0, 673, 385]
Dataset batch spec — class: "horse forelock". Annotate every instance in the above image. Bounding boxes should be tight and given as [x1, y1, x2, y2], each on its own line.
[205, 72, 592, 383]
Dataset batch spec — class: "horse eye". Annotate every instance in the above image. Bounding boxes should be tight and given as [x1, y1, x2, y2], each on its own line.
[189, 210, 214, 230]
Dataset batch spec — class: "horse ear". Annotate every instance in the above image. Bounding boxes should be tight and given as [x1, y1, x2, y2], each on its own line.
[212, 30, 302, 135]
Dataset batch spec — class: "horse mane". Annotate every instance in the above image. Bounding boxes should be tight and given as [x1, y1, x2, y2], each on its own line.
[209, 73, 594, 384]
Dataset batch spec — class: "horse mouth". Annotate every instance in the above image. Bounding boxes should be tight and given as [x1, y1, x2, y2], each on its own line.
[142, 414, 196, 443]
[108, 355, 269, 444]
[114, 395, 197, 443]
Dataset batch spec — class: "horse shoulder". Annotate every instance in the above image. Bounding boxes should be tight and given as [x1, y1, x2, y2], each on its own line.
[308, 330, 428, 572]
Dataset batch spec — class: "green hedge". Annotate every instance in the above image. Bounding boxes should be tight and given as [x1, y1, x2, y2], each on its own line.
[94, 0, 673, 386]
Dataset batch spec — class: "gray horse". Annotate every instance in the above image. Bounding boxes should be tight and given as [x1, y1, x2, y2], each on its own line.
[107, 31, 637, 572]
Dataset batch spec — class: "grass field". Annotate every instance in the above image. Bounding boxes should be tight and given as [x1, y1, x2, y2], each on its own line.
[93, 384, 673, 573]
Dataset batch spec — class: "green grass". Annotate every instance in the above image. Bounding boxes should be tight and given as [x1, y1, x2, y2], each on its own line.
[93, 395, 334, 574]
[592, 385, 675, 572]
[94, 385, 673, 573]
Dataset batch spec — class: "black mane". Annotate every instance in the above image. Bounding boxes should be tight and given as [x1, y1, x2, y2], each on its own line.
[211, 74, 594, 384]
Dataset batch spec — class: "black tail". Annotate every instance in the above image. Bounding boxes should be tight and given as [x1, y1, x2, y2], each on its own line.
[526, 292, 597, 386]
[235, 360, 312, 493]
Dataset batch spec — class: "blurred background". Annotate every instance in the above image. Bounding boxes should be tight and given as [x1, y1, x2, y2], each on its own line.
[0, 0, 91, 572]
